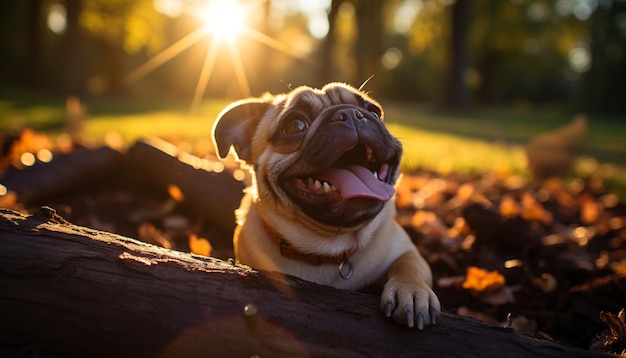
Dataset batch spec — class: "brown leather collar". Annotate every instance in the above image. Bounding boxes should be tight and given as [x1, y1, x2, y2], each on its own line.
[262, 221, 357, 266]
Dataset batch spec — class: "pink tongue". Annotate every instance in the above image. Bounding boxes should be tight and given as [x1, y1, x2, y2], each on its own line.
[317, 165, 395, 201]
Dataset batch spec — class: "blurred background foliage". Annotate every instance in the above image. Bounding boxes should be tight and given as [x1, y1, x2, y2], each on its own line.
[1, 0, 625, 113]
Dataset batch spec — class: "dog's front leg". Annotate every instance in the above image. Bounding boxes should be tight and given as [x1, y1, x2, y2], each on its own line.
[380, 250, 441, 329]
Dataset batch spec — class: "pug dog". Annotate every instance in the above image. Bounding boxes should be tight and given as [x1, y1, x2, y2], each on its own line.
[212, 82, 440, 329]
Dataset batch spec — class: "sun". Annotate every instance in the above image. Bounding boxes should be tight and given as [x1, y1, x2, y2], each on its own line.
[198, 1, 247, 43]
[127, 0, 316, 111]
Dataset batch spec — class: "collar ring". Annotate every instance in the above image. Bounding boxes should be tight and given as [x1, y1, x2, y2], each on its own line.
[338, 254, 353, 280]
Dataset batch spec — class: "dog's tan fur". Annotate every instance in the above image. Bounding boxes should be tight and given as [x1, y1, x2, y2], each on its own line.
[213, 83, 440, 328]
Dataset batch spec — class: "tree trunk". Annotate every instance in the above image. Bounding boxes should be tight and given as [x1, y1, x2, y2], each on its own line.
[319, 0, 342, 85]
[25, 0, 44, 88]
[584, 1, 626, 113]
[0, 207, 610, 357]
[354, 0, 383, 89]
[444, 0, 472, 108]
[99, 38, 127, 96]
[59, 0, 86, 96]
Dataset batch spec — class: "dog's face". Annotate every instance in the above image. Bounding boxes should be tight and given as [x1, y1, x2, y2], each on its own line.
[213, 83, 402, 230]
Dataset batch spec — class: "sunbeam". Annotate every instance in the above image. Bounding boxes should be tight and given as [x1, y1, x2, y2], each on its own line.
[243, 27, 317, 67]
[227, 42, 251, 100]
[125, 26, 209, 86]
[128, 0, 319, 110]
[191, 40, 221, 113]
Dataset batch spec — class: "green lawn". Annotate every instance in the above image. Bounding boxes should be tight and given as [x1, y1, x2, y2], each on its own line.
[2, 89, 625, 195]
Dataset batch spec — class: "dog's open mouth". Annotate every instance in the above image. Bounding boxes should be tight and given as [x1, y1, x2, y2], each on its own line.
[281, 143, 398, 206]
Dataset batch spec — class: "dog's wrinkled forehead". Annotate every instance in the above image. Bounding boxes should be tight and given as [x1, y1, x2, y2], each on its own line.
[277, 83, 378, 117]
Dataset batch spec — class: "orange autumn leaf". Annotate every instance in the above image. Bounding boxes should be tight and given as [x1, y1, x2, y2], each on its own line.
[521, 192, 553, 224]
[612, 259, 626, 278]
[168, 184, 185, 202]
[579, 194, 601, 225]
[462, 266, 506, 293]
[411, 210, 448, 238]
[189, 234, 212, 257]
[457, 183, 475, 204]
[499, 194, 520, 218]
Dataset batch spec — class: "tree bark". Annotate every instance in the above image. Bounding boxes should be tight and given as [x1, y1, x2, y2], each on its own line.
[319, 0, 342, 85]
[25, 0, 44, 88]
[0, 207, 610, 358]
[59, 0, 86, 96]
[0, 138, 245, 239]
[0, 146, 125, 204]
[444, 0, 472, 108]
[354, 0, 384, 89]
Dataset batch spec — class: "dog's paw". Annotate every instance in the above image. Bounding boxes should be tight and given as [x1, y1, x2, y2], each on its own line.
[380, 277, 441, 329]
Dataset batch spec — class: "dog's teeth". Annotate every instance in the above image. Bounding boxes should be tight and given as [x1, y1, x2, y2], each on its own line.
[373, 171, 378, 179]
[323, 182, 331, 193]
[379, 163, 390, 181]
[366, 146, 373, 162]
[314, 179, 322, 190]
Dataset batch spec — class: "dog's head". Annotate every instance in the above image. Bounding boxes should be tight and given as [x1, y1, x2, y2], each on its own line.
[213, 83, 402, 229]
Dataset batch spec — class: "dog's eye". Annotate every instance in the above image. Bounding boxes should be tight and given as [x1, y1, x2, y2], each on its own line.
[364, 101, 381, 120]
[281, 116, 309, 135]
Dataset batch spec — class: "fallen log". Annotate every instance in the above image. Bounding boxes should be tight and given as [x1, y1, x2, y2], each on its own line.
[0, 207, 611, 357]
[125, 137, 245, 237]
[0, 138, 245, 241]
[0, 146, 124, 204]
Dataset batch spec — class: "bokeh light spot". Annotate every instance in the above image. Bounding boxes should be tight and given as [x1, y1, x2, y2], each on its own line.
[20, 152, 36, 167]
[47, 4, 67, 34]
[381, 47, 402, 69]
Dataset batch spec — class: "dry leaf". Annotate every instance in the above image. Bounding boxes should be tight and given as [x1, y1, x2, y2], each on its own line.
[189, 233, 212, 257]
[457, 183, 475, 204]
[437, 275, 465, 288]
[411, 210, 448, 238]
[138, 222, 175, 249]
[168, 184, 185, 202]
[508, 315, 538, 335]
[499, 194, 520, 218]
[462, 266, 506, 293]
[580, 194, 601, 225]
[599, 309, 626, 356]
[480, 286, 515, 305]
[612, 259, 626, 278]
[530, 273, 558, 293]
[521, 192, 552, 224]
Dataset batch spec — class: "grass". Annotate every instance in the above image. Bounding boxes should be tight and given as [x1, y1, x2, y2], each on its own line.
[1, 89, 625, 196]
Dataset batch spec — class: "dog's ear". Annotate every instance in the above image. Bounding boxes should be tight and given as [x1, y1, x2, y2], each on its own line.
[212, 98, 271, 162]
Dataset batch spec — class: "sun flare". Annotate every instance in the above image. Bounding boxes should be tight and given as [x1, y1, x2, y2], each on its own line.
[198, 1, 247, 43]
[128, 0, 316, 111]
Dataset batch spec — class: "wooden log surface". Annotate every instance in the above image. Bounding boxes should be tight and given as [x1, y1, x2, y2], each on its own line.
[0, 138, 246, 238]
[0, 146, 124, 204]
[125, 138, 245, 236]
[0, 207, 612, 358]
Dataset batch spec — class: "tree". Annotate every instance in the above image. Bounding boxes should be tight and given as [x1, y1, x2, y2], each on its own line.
[25, 0, 44, 88]
[59, 0, 87, 95]
[320, 0, 343, 84]
[79, 0, 166, 95]
[444, 0, 472, 108]
[584, 0, 626, 113]
[354, 0, 384, 89]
